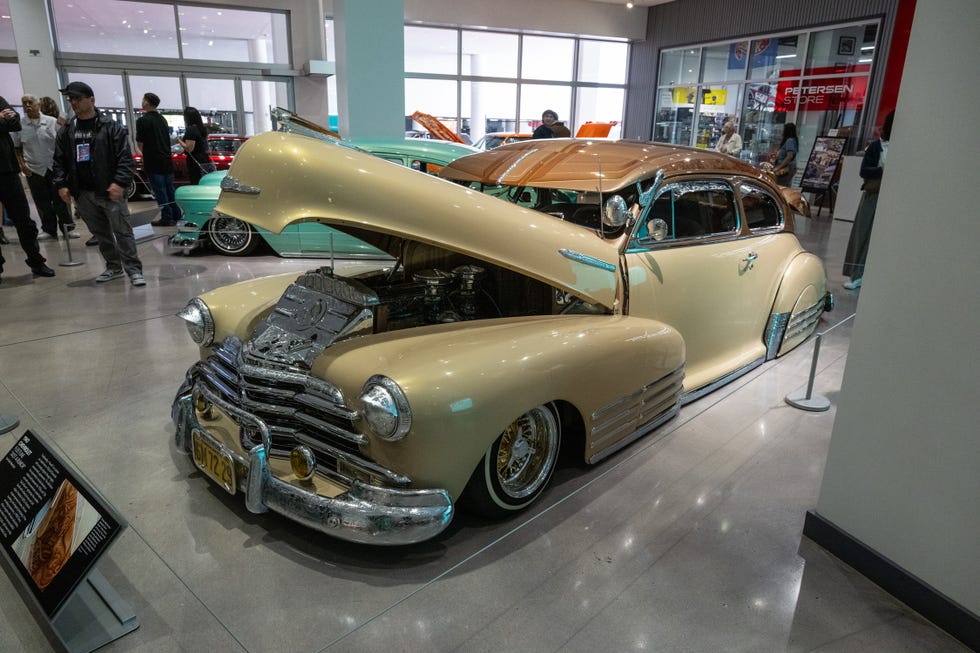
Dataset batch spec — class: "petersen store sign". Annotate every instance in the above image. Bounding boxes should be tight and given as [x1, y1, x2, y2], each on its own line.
[775, 65, 869, 111]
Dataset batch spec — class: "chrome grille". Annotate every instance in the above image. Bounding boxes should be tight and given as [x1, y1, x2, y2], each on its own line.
[194, 337, 408, 488]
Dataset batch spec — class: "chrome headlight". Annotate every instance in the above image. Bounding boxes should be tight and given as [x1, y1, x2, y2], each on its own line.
[177, 298, 214, 346]
[359, 375, 412, 441]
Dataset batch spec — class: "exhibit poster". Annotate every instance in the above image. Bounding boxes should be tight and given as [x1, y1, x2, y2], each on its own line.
[800, 136, 848, 192]
[0, 431, 124, 617]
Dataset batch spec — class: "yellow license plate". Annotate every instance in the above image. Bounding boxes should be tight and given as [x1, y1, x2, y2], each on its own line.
[191, 429, 236, 495]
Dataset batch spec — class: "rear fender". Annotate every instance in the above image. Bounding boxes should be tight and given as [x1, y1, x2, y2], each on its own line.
[766, 252, 828, 359]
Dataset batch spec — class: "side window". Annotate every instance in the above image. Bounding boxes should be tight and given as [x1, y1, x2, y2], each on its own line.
[739, 182, 783, 230]
[637, 181, 738, 243]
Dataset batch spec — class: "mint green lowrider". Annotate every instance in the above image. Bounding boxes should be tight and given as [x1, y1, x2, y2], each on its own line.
[169, 138, 479, 257]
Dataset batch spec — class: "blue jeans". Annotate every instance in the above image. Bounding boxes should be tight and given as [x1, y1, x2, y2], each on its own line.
[148, 172, 182, 223]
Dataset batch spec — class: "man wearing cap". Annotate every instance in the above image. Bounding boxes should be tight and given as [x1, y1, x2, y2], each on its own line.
[136, 92, 181, 227]
[52, 81, 145, 286]
[0, 94, 56, 285]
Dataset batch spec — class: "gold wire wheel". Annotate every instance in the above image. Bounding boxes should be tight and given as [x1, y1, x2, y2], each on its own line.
[495, 405, 559, 500]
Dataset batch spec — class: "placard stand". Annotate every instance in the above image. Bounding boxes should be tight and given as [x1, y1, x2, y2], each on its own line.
[0, 413, 18, 434]
[51, 568, 139, 652]
[0, 430, 137, 652]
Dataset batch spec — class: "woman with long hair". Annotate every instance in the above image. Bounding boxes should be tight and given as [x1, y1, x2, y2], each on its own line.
[772, 122, 799, 186]
[177, 107, 214, 184]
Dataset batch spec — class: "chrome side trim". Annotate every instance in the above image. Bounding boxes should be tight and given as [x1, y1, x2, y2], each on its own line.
[765, 311, 790, 361]
[681, 356, 765, 405]
[558, 248, 617, 272]
[220, 176, 261, 194]
[784, 298, 825, 341]
[171, 389, 452, 545]
[588, 366, 685, 463]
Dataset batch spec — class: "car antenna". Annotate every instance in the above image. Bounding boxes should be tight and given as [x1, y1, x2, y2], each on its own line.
[597, 154, 605, 238]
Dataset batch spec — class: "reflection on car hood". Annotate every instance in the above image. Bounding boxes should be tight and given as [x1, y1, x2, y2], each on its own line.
[216, 132, 620, 309]
[440, 139, 758, 192]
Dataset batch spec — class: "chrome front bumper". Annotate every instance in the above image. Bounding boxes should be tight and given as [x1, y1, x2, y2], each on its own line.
[171, 382, 453, 545]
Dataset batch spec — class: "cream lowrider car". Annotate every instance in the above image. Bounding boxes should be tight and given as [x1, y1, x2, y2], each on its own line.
[171, 133, 831, 545]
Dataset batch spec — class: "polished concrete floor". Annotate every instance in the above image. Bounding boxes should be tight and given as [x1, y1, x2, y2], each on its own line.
[0, 202, 967, 652]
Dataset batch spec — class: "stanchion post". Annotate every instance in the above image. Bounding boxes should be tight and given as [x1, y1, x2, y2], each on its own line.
[59, 223, 85, 267]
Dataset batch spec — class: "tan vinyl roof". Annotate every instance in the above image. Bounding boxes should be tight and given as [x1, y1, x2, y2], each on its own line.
[440, 139, 759, 192]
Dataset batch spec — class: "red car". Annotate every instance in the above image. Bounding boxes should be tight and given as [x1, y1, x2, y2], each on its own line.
[131, 134, 248, 198]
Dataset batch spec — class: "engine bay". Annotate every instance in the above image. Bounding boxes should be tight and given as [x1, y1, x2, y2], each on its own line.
[245, 238, 605, 369]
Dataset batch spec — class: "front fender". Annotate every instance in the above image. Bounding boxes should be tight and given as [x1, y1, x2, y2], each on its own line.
[312, 314, 684, 499]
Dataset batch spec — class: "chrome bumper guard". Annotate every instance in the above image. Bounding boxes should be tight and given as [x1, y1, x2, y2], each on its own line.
[166, 232, 202, 254]
[171, 381, 453, 545]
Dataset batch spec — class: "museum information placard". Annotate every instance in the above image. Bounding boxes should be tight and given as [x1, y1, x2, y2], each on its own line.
[0, 431, 124, 618]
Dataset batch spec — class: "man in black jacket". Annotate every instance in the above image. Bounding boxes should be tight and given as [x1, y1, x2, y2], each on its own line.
[53, 81, 145, 286]
[0, 95, 55, 284]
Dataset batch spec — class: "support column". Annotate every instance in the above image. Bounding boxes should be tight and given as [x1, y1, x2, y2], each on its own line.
[333, 0, 405, 140]
[9, 0, 62, 104]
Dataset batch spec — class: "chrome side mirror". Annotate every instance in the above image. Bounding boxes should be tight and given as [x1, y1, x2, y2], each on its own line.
[648, 218, 668, 241]
[603, 194, 629, 228]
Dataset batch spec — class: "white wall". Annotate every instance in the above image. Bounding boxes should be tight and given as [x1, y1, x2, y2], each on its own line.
[815, 0, 980, 615]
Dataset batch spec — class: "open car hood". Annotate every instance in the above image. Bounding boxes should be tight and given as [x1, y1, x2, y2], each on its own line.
[215, 132, 620, 310]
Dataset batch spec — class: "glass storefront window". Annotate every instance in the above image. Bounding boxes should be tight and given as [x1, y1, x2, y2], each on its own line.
[575, 87, 624, 137]
[186, 77, 237, 133]
[659, 48, 700, 86]
[242, 80, 288, 136]
[0, 63, 24, 110]
[701, 42, 749, 83]
[461, 81, 517, 141]
[522, 36, 574, 82]
[748, 35, 805, 80]
[658, 21, 877, 161]
[653, 87, 695, 145]
[405, 26, 457, 75]
[52, 0, 179, 58]
[129, 75, 183, 141]
[0, 1, 15, 50]
[694, 84, 741, 150]
[405, 78, 458, 133]
[177, 5, 288, 65]
[462, 31, 517, 78]
[805, 24, 877, 75]
[578, 40, 628, 85]
[739, 82, 778, 162]
[65, 72, 128, 125]
[519, 84, 571, 132]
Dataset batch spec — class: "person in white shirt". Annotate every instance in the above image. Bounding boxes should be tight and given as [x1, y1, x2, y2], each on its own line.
[13, 94, 76, 239]
[715, 120, 743, 157]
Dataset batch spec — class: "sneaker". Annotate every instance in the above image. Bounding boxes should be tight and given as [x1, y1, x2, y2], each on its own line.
[37, 232, 57, 241]
[66, 231, 80, 240]
[95, 268, 125, 283]
[31, 264, 56, 277]
[130, 273, 146, 287]
[86, 236, 99, 247]
[151, 219, 177, 227]
[843, 278, 862, 290]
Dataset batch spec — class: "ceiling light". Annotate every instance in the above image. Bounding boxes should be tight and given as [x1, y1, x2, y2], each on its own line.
[626, 1, 634, 7]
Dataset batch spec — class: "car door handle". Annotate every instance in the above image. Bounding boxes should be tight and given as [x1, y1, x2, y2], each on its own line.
[742, 252, 758, 263]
